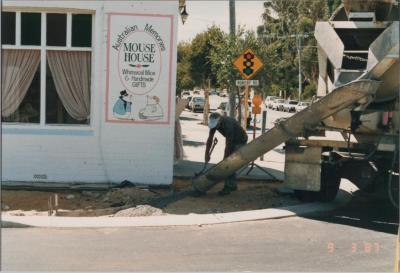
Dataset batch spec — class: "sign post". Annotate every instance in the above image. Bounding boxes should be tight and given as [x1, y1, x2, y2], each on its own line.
[244, 81, 249, 130]
[235, 80, 259, 86]
[251, 94, 262, 139]
[233, 48, 263, 130]
[233, 48, 275, 178]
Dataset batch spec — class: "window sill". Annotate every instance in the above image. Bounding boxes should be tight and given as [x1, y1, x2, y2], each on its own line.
[2, 124, 94, 136]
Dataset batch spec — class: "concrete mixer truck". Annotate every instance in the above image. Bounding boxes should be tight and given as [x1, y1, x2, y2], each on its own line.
[192, 0, 399, 208]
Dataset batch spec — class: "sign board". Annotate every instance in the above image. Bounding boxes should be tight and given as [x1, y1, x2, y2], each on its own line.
[106, 13, 174, 124]
[233, 48, 263, 80]
[252, 95, 262, 106]
[252, 106, 261, 114]
[235, 80, 259, 86]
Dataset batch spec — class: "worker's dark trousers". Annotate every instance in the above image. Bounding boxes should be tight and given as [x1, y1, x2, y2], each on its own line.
[224, 143, 245, 189]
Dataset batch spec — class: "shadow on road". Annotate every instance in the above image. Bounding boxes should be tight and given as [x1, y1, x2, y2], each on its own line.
[174, 159, 284, 181]
[304, 191, 399, 235]
[179, 116, 198, 121]
[182, 140, 204, 147]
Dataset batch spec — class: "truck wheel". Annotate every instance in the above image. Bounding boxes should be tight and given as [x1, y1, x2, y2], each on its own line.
[318, 163, 341, 202]
[294, 163, 341, 202]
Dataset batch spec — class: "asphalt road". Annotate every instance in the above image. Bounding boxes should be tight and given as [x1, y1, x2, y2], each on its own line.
[1, 191, 398, 272]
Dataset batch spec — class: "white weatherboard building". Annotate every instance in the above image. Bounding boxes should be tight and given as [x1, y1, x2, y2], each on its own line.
[2, 1, 178, 185]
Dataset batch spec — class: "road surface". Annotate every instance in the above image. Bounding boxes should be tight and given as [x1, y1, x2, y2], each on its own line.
[2, 191, 397, 272]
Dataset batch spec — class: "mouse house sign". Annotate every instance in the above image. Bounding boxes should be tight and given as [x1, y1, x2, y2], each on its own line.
[106, 13, 173, 124]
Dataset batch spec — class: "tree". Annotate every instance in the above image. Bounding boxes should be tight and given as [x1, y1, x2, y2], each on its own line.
[189, 25, 225, 89]
[327, 0, 342, 17]
[176, 42, 194, 95]
[186, 26, 225, 124]
[257, 0, 332, 99]
[209, 28, 265, 121]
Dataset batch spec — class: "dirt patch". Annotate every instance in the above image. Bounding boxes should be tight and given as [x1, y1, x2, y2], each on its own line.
[164, 181, 300, 214]
[1, 179, 300, 217]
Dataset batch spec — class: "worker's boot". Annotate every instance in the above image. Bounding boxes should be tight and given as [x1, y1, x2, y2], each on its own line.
[218, 185, 237, 196]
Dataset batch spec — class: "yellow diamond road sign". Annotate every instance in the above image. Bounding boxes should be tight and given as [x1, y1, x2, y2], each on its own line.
[233, 48, 263, 80]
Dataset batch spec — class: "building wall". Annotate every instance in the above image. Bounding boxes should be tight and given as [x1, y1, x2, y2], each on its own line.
[2, 1, 178, 185]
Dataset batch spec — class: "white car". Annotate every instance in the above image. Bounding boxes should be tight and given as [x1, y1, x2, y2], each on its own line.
[295, 101, 311, 112]
[264, 96, 279, 108]
[188, 96, 205, 112]
[272, 99, 285, 111]
[283, 100, 299, 112]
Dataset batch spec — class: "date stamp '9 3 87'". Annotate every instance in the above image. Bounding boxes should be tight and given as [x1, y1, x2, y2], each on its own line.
[327, 242, 381, 254]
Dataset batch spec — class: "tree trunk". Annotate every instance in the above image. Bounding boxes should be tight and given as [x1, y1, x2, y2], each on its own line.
[203, 79, 210, 125]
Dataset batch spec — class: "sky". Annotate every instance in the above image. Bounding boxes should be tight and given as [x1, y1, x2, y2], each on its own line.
[177, 1, 265, 42]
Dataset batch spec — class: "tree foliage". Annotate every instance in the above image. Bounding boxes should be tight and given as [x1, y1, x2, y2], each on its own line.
[176, 1, 343, 99]
[256, 0, 333, 99]
[189, 25, 225, 88]
[176, 42, 194, 95]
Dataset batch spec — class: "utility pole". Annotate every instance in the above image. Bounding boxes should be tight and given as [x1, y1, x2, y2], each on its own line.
[297, 35, 302, 101]
[262, 32, 308, 101]
[229, 0, 236, 118]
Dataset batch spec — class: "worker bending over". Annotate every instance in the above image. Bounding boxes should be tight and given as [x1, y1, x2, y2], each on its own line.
[205, 112, 248, 196]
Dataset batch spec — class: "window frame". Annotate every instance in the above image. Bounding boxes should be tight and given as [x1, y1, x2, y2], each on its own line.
[2, 10, 94, 128]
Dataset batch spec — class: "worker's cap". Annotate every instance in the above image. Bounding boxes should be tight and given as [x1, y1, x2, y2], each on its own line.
[208, 112, 221, 129]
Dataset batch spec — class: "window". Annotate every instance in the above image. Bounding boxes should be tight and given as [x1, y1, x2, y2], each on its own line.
[72, 14, 92, 47]
[46, 13, 67, 46]
[1, 11, 93, 126]
[1, 12, 16, 45]
[2, 57, 41, 123]
[21, 12, 41, 45]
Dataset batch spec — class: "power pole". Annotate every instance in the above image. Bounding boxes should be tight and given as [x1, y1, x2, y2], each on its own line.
[229, 0, 236, 118]
[297, 35, 302, 101]
[261, 32, 308, 101]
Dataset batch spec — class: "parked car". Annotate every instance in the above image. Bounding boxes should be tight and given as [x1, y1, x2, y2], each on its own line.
[264, 96, 279, 108]
[283, 100, 299, 112]
[295, 101, 311, 112]
[267, 97, 279, 109]
[210, 88, 218, 96]
[189, 96, 205, 112]
[271, 99, 285, 111]
[185, 96, 192, 108]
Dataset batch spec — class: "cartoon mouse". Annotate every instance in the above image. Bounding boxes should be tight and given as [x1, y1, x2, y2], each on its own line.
[113, 90, 134, 120]
[138, 95, 164, 120]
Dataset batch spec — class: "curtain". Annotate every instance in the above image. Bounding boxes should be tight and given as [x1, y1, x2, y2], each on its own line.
[1, 49, 40, 117]
[47, 51, 91, 120]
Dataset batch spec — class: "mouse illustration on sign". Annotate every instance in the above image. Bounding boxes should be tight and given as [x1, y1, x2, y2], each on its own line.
[113, 90, 135, 120]
[138, 95, 164, 120]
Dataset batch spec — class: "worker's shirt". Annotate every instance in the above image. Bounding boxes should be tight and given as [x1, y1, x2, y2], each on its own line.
[216, 116, 248, 149]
